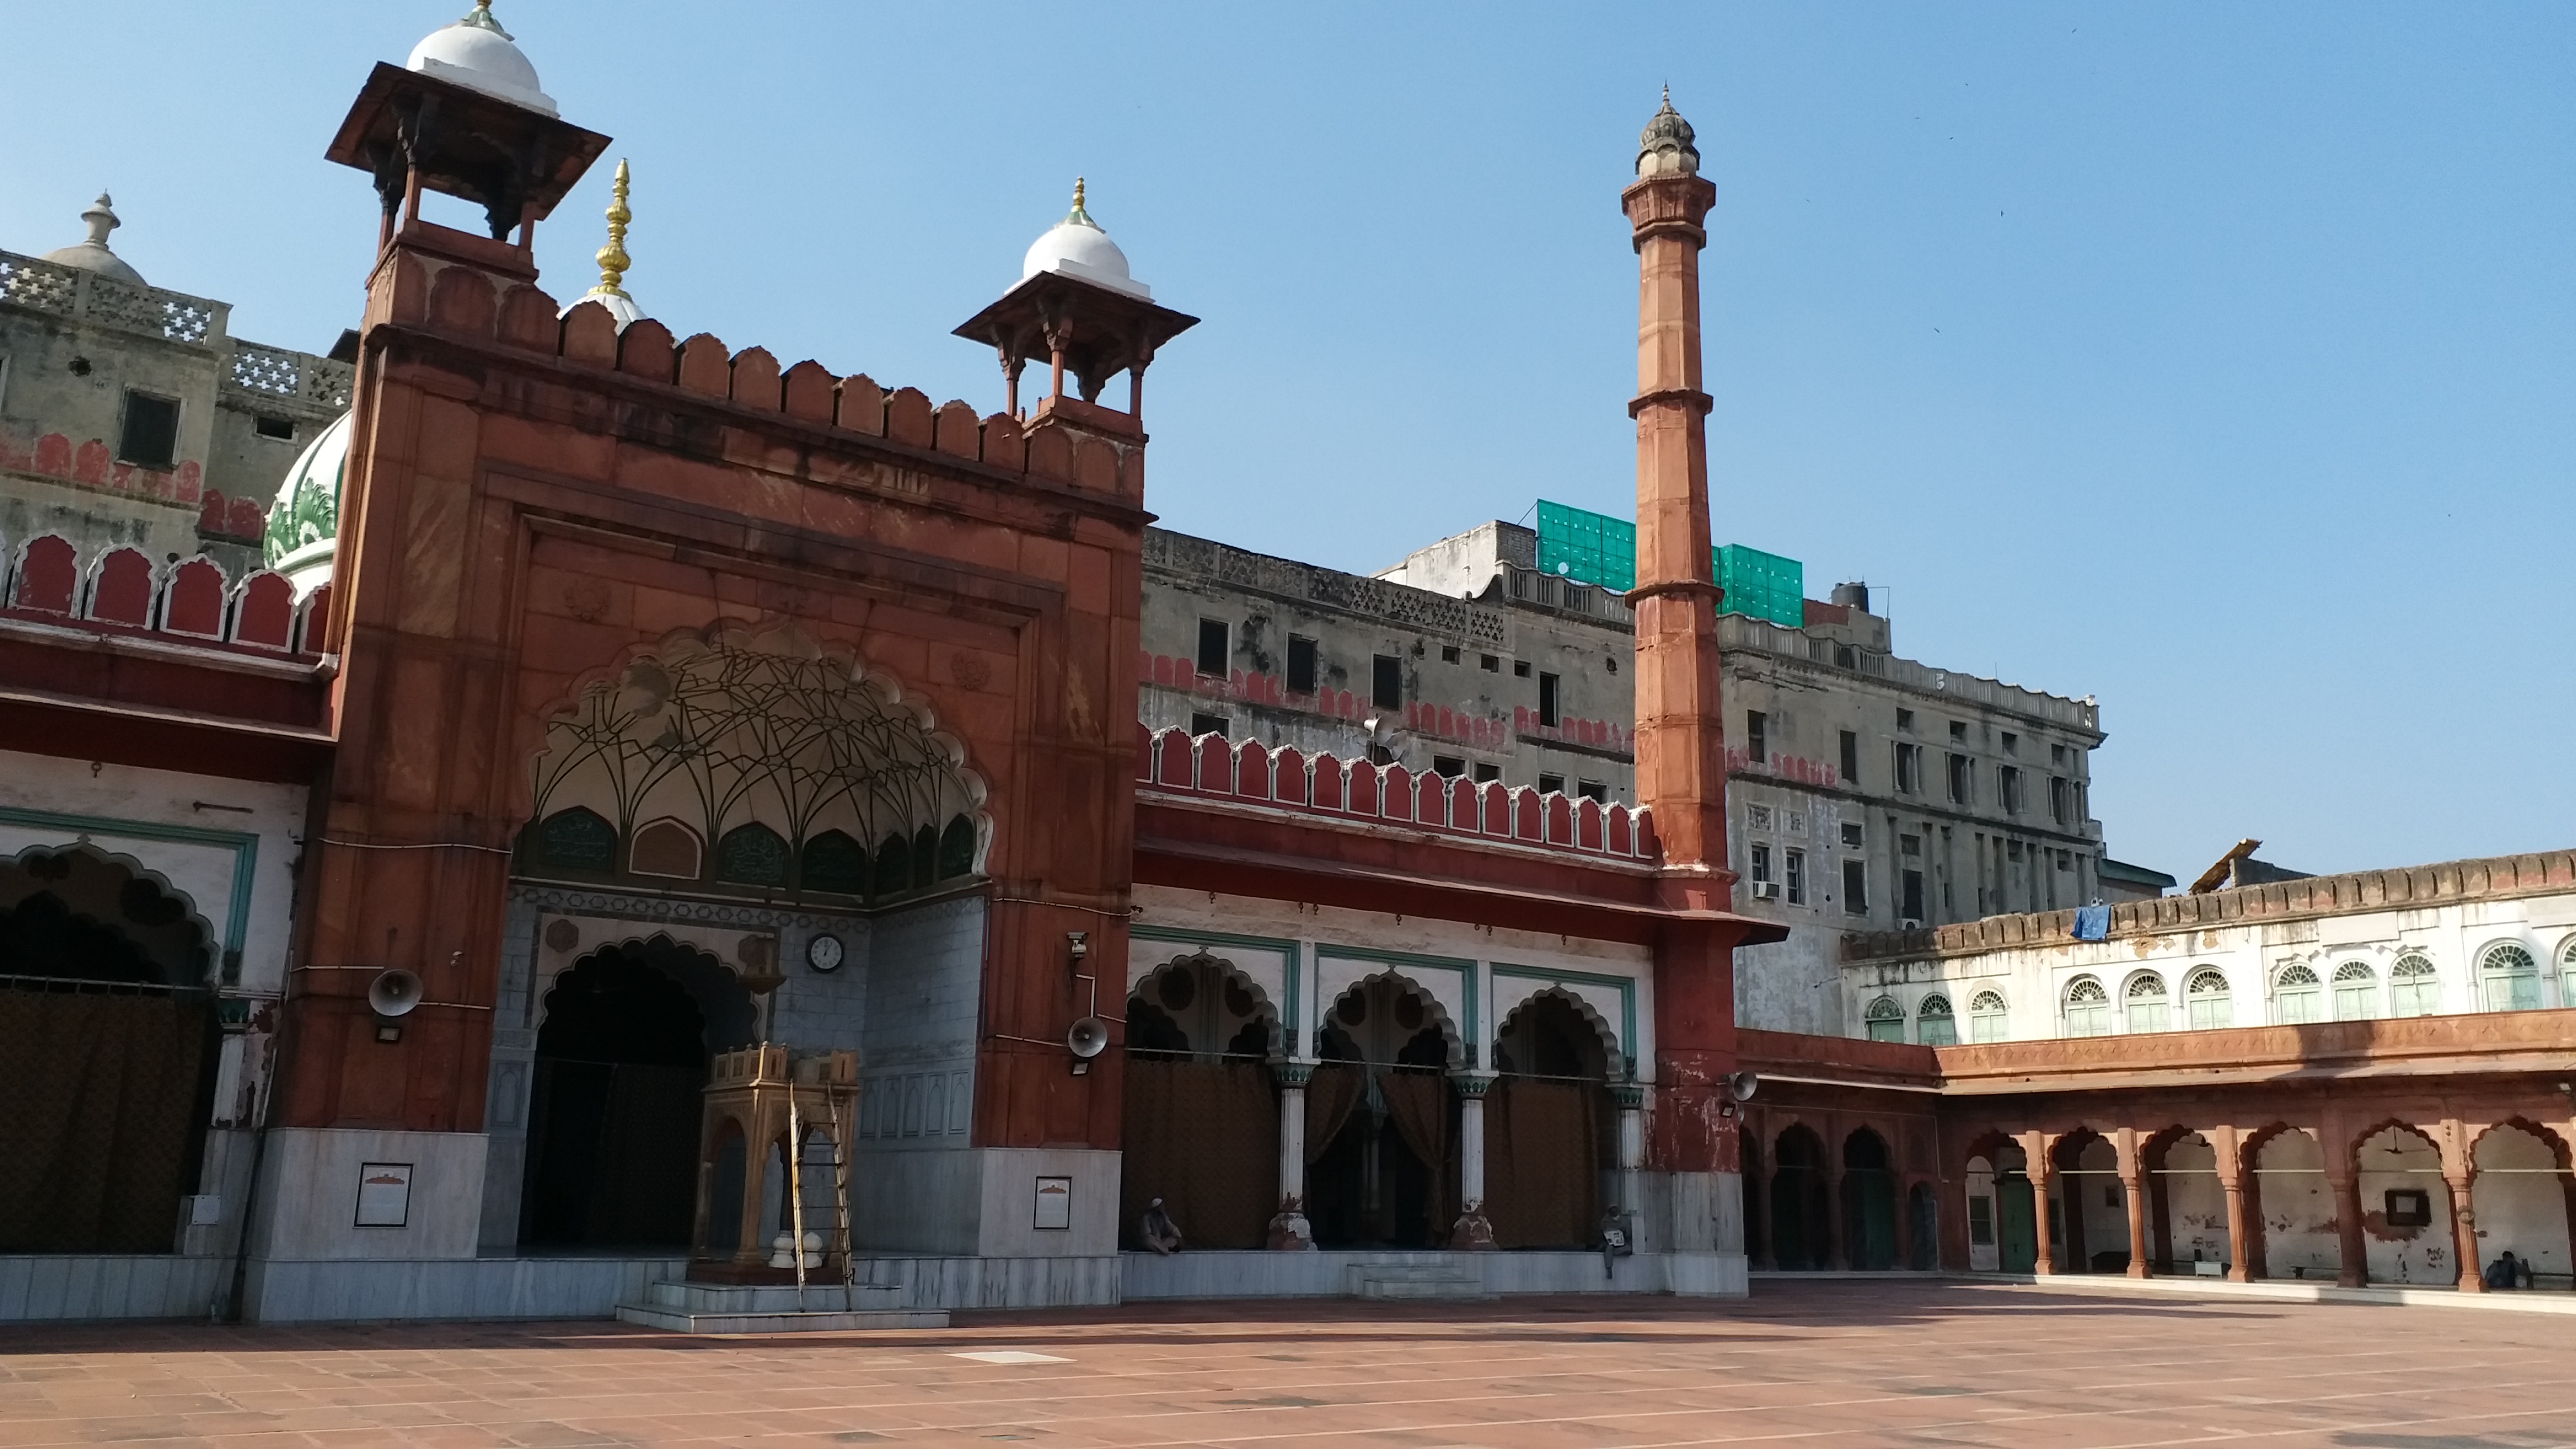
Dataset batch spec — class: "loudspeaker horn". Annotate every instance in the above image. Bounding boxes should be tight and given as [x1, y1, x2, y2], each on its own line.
[367, 968, 424, 1019]
[1066, 1016, 1110, 1059]
[1725, 1069, 1759, 1102]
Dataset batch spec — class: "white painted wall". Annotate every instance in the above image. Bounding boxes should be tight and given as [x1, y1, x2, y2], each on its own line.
[1843, 886, 2576, 1043]
[2471, 1126, 2570, 1283]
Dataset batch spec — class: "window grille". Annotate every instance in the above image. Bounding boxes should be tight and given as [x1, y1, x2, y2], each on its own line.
[1969, 989, 2009, 1043]
[2063, 977, 2110, 1038]
[2185, 969, 2231, 1031]
[1864, 996, 1906, 1043]
[2124, 972, 2170, 1034]
[2390, 952, 2440, 1017]
[2481, 943, 2540, 1012]
[1916, 994, 1958, 1046]
[2276, 963, 2322, 1024]
[2330, 961, 2378, 1021]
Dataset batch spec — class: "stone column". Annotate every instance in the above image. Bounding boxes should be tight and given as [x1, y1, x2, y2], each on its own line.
[1267, 1063, 1314, 1250]
[1613, 1081, 1646, 1251]
[2448, 1171, 2484, 1291]
[2116, 1128, 2151, 1278]
[2025, 1130, 2057, 1276]
[1452, 1073, 1496, 1249]
[1822, 1155, 1849, 1271]
[2329, 1171, 2367, 1287]
[2215, 1127, 2255, 1283]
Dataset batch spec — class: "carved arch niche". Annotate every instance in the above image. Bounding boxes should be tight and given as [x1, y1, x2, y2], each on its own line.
[520, 625, 991, 903]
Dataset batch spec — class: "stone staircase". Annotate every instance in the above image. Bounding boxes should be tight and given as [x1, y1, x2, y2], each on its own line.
[1348, 1262, 1495, 1301]
[614, 1279, 950, 1334]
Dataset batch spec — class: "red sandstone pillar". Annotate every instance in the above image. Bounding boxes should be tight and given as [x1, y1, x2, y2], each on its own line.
[2116, 1127, 2151, 1278]
[2329, 1171, 2367, 1288]
[2216, 1131, 2256, 1283]
[2449, 1172, 2484, 1291]
[2024, 1130, 2057, 1276]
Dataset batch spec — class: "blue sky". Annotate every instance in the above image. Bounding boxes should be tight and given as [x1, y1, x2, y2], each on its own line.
[7, 4, 2569, 882]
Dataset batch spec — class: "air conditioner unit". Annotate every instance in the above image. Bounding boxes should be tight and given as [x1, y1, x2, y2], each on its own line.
[1900, 917, 1923, 930]
[1751, 882, 1782, 901]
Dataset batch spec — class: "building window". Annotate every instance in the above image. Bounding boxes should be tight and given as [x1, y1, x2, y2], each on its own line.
[1576, 779, 1607, 803]
[1749, 841, 1773, 889]
[2276, 964, 2323, 1024]
[1917, 994, 1958, 1046]
[1439, 645, 1460, 664]
[1784, 848, 1806, 906]
[1746, 711, 1768, 763]
[1897, 708, 1915, 732]
[2000, 731, 2018, 755]
[2063, 977, 2110, 1038]
[1513, 660, 1531, 678]
[1841, 858, 1868, 915]
[118, 390, 181, 468]
[1538, 671, 1561, 727]
[1864, 996, 1906, 1043]
[2051, 742, 2070, 767]
[1895, 742, 1920, 795]
[1969, 989, 2009, 1043]
[1901, 868, 1924, 923]
[2125, 972, 2170, 1033]
[1472, 762, 1501, 783]
[1949, 720, 1968, 744]
[2185, 969, 2231, 1030]
[1839, 730, 1860, 784]
[1190, 712, 1230, 739]
[1537, 773, 1564, 795]
[1947, 753, 1972, 804]
[2050, 776, 2071, 827]
[2391, 951, 2440, 1016]
[1372, 654, 1402, 711]
[1480, 653, 1500, 672]
[1998, 766, 2024, 815]
[2563, 939, 2576, 1010]
[254, 414, 296, 441]
[2329, 961, 2376, 1020]
[1431, 755, 1466, 779]
[1196, 619, 1229, 676]
[1287, 636, 1318, 694]
[1840, 821, 1864, 849]
[2481, 943, 2541, 1012]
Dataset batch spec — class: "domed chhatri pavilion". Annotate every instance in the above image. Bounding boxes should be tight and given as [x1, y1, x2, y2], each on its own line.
[3, 6, 2573, 1330]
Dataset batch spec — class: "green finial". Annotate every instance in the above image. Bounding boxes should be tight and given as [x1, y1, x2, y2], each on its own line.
[460, 1, 513, 40]
[1065, 176, 1097, 229]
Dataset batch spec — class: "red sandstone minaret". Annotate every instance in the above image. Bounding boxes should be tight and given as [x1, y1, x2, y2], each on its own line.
[1623, 92, 1730, 898]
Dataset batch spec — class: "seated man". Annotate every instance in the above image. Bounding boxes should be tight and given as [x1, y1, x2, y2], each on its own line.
[1140, 1196, 1184, 1256]
[2483, 1250, 2526, 1290]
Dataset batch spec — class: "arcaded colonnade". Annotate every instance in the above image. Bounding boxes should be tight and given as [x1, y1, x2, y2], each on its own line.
[1739, 1017, 2576, 1290]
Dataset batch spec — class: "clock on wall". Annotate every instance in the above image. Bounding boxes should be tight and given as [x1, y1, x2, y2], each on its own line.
[805, 932, 844, 973]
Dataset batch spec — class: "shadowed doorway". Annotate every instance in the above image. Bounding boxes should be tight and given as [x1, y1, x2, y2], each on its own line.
[521, 939, 754, 1248]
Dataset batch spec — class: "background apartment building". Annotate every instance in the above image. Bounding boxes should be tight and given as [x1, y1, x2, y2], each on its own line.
[1142, 509, 2110, 1036]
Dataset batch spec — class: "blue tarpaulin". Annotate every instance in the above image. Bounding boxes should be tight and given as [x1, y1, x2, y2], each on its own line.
[2072, 903, 2111, 941]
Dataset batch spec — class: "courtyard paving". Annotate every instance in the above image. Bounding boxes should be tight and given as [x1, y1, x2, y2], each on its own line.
[2, 1278, 2570, 1448]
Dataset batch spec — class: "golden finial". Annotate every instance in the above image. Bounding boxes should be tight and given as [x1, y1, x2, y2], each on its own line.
[1066, 176, 1095, 228]
[589, 159, 632, 301]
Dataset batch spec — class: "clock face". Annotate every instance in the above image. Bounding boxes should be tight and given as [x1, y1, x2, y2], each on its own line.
[805, 933, 844, 973]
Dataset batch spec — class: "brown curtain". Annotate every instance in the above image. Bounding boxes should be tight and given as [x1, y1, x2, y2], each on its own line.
[1303, 1063, 1365, 1164]
[1485, 1077, 1602, 1249]
[1377, 1071, 1453, 1244]
[1120, 1059, 1277, 1249]
[0, 989, 211, 1252]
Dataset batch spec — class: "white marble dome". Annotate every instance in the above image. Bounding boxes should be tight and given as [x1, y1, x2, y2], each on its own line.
[40, 195, 146, 287]
[407, 3, 557, 116]
[264, 410, 353, 596]
[1021, 182, 1149, 300]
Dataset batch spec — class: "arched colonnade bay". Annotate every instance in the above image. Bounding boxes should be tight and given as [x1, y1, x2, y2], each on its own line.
[1116, 953, 1635, 1252]
[1742, 1081, 2576, 1291]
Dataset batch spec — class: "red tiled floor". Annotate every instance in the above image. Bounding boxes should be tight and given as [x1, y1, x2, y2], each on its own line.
[3, 1280, 2573, 1447]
